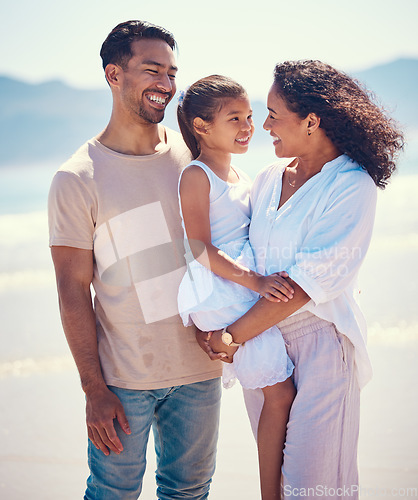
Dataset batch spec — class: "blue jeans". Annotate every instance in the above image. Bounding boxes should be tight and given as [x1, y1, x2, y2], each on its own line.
[84, 377, 221, 500]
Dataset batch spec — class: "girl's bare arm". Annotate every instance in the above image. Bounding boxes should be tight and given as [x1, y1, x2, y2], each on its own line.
[180, 166, 293, 301]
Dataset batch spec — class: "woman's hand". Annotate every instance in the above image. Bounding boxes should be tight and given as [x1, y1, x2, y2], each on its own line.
[195, 329, 236, 363]
[256, 271, 294, 302]
[208, 329, 238, 363]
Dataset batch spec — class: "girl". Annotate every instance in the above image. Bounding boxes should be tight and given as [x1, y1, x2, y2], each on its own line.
[177, 75, 296, 499]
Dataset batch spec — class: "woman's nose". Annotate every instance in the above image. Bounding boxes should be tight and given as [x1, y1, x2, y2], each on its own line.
[263, 117, 270, 131]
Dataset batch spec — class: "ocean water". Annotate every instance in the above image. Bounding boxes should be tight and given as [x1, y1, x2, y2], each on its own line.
[1, 144, 417, 498]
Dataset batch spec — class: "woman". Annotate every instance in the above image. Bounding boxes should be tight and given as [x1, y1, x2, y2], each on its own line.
[197, 60, 404, 499]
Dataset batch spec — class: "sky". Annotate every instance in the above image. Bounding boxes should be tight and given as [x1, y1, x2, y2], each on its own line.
[1, 0, 418, 100]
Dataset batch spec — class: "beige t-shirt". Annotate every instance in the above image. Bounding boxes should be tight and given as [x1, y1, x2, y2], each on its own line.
[48, 128, 222, 390]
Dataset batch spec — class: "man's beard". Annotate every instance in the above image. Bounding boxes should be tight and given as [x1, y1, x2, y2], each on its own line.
[137, 103, 165, 124]
[122, 84, 172, 124]
[135, 90, 172, 124]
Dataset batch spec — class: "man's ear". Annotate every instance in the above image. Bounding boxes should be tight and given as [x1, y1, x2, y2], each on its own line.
[104, 64, 122, 88]
[193, 117, 210, 136]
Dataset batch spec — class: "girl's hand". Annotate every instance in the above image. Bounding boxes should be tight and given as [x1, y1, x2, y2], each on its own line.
[257, 271, 294, 302]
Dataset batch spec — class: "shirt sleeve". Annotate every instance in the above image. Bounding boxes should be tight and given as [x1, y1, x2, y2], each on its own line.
[48, 170, 96, 249]
[286, 171, 377, 305]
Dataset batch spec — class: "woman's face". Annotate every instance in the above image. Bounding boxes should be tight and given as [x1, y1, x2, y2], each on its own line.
[263, 85, 309, 158]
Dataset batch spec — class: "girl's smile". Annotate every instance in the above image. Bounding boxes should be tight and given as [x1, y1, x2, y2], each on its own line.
[202, 96, 255, 156]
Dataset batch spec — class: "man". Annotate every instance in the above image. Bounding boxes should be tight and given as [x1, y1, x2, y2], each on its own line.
[48, 20, 222, 499]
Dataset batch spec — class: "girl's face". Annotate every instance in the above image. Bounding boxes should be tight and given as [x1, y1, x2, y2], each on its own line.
[202, 95, 254, 155]
[263, 86, 309, 158]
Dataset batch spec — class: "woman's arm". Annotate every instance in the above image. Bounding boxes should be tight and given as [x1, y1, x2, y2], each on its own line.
[207, 169, 377, 352]
[180, 165, 293, 301]
[205, 278, 310, 355]
[229, 278, 309, 342]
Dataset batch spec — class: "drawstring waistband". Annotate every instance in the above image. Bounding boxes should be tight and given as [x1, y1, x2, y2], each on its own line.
[278, 311, 334, 341]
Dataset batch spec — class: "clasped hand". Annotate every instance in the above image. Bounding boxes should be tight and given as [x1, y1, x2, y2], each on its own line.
[195, 271, 294, 362]
[195, 329, 238, 363]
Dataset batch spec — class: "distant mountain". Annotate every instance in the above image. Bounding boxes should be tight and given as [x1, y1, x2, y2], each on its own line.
[0, 76, 111, 165]
[1, 58, 417, 166]
[353, 58, 418, 129]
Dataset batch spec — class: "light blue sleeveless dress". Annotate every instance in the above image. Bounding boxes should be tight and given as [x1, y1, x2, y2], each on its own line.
[177, 161, 294, 389]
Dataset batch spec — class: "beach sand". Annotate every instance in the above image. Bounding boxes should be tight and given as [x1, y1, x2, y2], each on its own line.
[1, 336, 417, 499]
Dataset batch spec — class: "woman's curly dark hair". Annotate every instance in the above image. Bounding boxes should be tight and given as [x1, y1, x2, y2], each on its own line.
[273, 60, 404, 188]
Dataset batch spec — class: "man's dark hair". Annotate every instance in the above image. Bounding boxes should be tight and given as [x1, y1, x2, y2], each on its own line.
[100, 20, 176, 71]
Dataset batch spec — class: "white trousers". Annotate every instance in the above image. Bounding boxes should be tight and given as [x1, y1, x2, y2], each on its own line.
[243, 312, 360, 499]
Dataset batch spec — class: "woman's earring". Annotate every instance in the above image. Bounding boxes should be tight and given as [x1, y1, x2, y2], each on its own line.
[307, 130, 311, 136]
